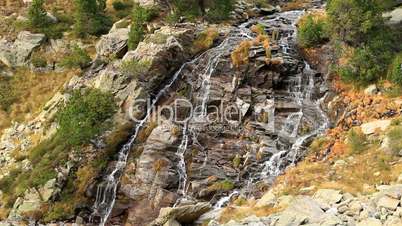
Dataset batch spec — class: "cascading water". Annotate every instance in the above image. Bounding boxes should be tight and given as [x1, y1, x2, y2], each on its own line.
[212, 10, 330, 207]
[92, 7, 331, 224]
[91, 25, 254, 225]
[176, 123, 189, 197]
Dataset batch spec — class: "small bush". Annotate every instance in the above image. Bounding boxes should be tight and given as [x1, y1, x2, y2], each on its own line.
[388, 53, 402, 86]
[206, 0, 235, 22]
[73, 0, 112, 37]
[128, 23, 144, 50]
[31, 54, 47, 68]
[169, 0, 201, 22]
[57, 89, 116, 146]
[297, 14, 328, 48]
[128, 4, 157, 50]
[192, 27, 219, 53]
[347, 128, 368, 154]
[28, 0, 49, 28]
[59, 45, 91, 69]
[0, 76, 16, 111]
[112, 1, 130, 10]
[387, 125, 402, 155]
[339, 32, 394, 84]
[308, 136, 328, 155]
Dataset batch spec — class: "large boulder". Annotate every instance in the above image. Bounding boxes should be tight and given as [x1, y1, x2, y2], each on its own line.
[275, 196, 341, 225]
[0, 31, 45, 67]
[360, 119, 391, 135]
[96, 28, 129, 59]
[150, 202, 212, 226]
[8, 179, 57, 220]
[122, 25, 195, 91]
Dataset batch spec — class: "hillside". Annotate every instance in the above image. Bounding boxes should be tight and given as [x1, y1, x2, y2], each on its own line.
[0, 0, 401, 226]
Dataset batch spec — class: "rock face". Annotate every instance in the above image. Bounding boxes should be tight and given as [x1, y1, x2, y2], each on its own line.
[119, 120, 181, 225]
[0, 31, 45, 67]
[8, 179, 57, 220]
[96, 28, 129, 58]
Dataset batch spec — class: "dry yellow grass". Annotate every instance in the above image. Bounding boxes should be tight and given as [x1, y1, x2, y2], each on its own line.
[0, 68, 76, 134]
[274, 145, 402, 196]
[219, 198, 283, 224]
[192, 27, 219, 54]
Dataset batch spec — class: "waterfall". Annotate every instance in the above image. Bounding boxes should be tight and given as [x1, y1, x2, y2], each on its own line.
[91, 24, 254, 225]
[176, 123, 189, 197]
[214, 191, 239, 208]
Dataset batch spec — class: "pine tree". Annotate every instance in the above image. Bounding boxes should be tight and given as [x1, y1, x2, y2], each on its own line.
[73, 0, 111, 37]
[28, 0, 48, 28]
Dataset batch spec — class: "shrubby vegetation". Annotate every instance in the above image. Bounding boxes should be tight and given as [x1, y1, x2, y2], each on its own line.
[128, 4, 157, 50]
[325, 0, 401, 85]
[167, 0, 234, 22]
[57, 89, 116, 146]
[205, 0, 235, 22]
[31, 53, 47, 68]
[0, 76, 15, 111]
[120, 59, 151, 77]
[20, 0, 73, 39]
[73, 0, 112, 37]
[388, 53, 402, 86]
[28, 0, 48, 28]
[59, 45, 91, 69]
[347, 128, 368, 154]
[0, 88, 116, 212]
[297, 14, 328, 48]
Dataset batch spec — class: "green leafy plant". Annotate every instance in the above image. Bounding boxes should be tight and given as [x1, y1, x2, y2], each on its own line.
[206, 0, 234, 22]
[128, 4, 157, 50]
[297, 14, 329, 48]
[28, 0, 49, 28]
[59, 45, 91, 69]
[31, 54, 47, 68]
[73, 0, 112, 37]
[57, 89, 116, 146]
[347, 128, 368, 154]
[0, 76, 16, 111]
[326, 0, 385, 47]
[388, 52, 402, 86]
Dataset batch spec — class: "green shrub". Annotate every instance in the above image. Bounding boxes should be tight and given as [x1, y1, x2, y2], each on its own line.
[0, 76, 16, 111]
[308, 136, 328, 155]
[347, 128, 368, 154]
[338, 32, 393, 84]
[57, 89, 116, 146]
[206, 0, 235, 22]
[120, 59, 151, 77]
[112, 1, 130, 10]
[28, 0, 49, 28]
[388, 53, 402, 86]
[297, 14, 329, 48]
[31, 54, 47, 68]
[128, 4, 157, 50]
[128, 22, 144, 50]
[73, 0, 112, 37]
[59, 45, 91, 69]
[326, 0, 385, 47]
[168, 0, 201, 22]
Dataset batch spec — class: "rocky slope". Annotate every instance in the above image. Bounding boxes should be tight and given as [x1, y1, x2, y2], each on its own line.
[0, 0, 401, 226]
